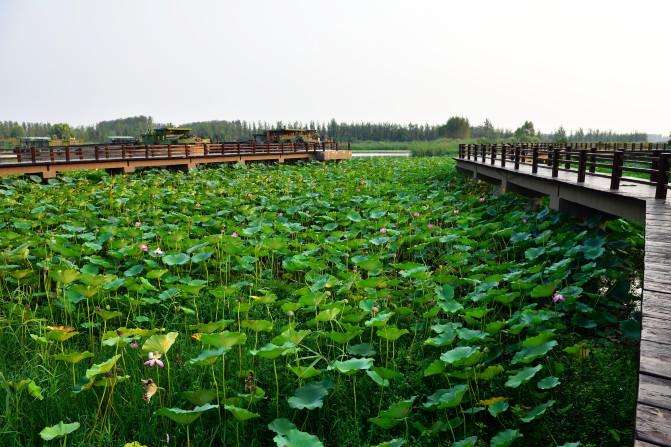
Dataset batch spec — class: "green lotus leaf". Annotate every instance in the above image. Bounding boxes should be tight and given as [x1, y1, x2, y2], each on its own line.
[189, 347, 227, 365]
[241, 319, 274, 332]
[530, 283, 555, 298]
[273, 428, 323, 447]
[288, 365, 322, 379]
[155, 404, 218, 425]
[85, 354, 121, 379]
[347, 343, 376, 357]
[366, 370, 390, 387]
[505, 365, 543, 388]
[200, 331, 247, 349]
[224, 404, 260, 421]
[490, 429, 522, 447]
[189, 319, 235, 333]
[519, 400, 555, 423]
[440, 346, 482, 367]
[315, 308, 340, 322]
[250, 342, 297, 359]
[452, 437, 477, 447]
[287, 378, 333, 410]
[376, 325, 409, 341]
[162, 253, 190, 266]
[423, 384, 468, 409]
[365, 311, 394, 327]
[181, 389, 218, 406]
[488, 400, 509, 417]
[142, 332, 178, 354]
[39, 421, 80, 441]
[511, 340, 557, 364]
[54, 351, 94, 364]
[329, 357, 373, 374]
[373, 439, 405, 447]
[369, 397, 415, 428]
[537, 376, 561, 390]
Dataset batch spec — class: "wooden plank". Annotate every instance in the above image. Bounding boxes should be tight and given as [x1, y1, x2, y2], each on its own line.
[635, 440, 661, 447]
[640, 339, 671, 378]
[639, 374, 671, 411]
[636, 403, 671, 446]
[642, 315, 671, 345]
[643, 290, 671, 321]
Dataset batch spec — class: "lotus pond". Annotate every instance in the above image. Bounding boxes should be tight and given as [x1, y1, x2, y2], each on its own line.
[0, 158, 642, 446]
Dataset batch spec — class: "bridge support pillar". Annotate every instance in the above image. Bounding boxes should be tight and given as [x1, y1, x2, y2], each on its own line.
[39, 169, 56, 182]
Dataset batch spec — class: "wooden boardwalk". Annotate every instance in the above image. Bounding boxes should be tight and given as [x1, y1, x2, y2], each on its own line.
[0, 141, 352, 179]
[456, 143, 671, 446]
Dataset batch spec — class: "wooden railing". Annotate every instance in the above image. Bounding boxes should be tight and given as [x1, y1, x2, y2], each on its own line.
[5, 141, 348, 166]
[458, 143, 671, 200]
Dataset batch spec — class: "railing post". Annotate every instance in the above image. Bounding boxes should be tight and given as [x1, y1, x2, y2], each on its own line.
[30, 147, 36, 164]
[145, 145, 149, 159]
[479, 144, 485, 162]
[564, 146, 571, 169]
[514, 145, 520, 170]
[655, 153, 669, 200]
[589, 146, 597, 173]
[610, 150, 624, 190]
[237, 142, 241, 156]
[167, 145, 172, 158]
[204, 143, 209, 156]
[552, 148, 560, 177]
[532, 146, 538, 173]
[577, 149, 587, 182]
[15, 147, 22, 163]
[94, 146, 100, 161]
[651, 149, 661, 183]
[65, 146, 71, 162]
[185, 144, 190, 158]
[121, 145, 126, 160]
[501, 145, 507, 167]
[491, 144, 497, 165]
[458, 144, 464, 158]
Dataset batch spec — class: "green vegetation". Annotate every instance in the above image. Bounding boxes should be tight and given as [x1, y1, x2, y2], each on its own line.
[0, 158, 641, 446]
[0, 117, 649, 146]
[351, 139, 463, 157]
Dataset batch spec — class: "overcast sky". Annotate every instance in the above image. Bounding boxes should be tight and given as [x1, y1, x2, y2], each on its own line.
[0, 0, 669, 134]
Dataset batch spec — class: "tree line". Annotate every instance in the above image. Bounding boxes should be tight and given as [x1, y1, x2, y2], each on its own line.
[0, 116, 655, 144]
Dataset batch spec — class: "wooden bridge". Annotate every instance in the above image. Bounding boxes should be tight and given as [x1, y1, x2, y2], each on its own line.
[457, 143, 671, 447]
[0, 141, 351, 179]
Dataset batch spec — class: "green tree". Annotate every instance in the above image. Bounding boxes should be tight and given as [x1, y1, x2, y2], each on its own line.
[553, 126, 567, 143]
[514, 121, 536, 141]
[439, 116, 471, 139]
[52, 123, 73, 140]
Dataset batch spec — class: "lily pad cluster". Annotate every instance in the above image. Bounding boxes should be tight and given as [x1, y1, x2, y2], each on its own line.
[0, 157, 642, 446]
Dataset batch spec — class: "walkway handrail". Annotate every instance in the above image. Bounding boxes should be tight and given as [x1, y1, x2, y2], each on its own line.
[458, 143, 671, 200]
[4, 141, 349, 168]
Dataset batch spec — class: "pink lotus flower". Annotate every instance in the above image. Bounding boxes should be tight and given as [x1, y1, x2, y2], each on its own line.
[231, 231, 239, 238]
[140, 244, 148, 252]
[134, 221, 142, 228]
[379, 227, 387, 234]
[427, 223, 434, 229]
[552, 293, 565, 303]
[144, 352, 164, 368]
[130, 340, 139, 349]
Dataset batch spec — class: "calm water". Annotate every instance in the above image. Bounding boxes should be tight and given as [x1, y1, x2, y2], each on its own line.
[351, 151, 411, 158]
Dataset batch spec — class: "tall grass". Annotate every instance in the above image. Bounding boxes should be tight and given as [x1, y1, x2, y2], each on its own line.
[350, 138, 470, 156]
